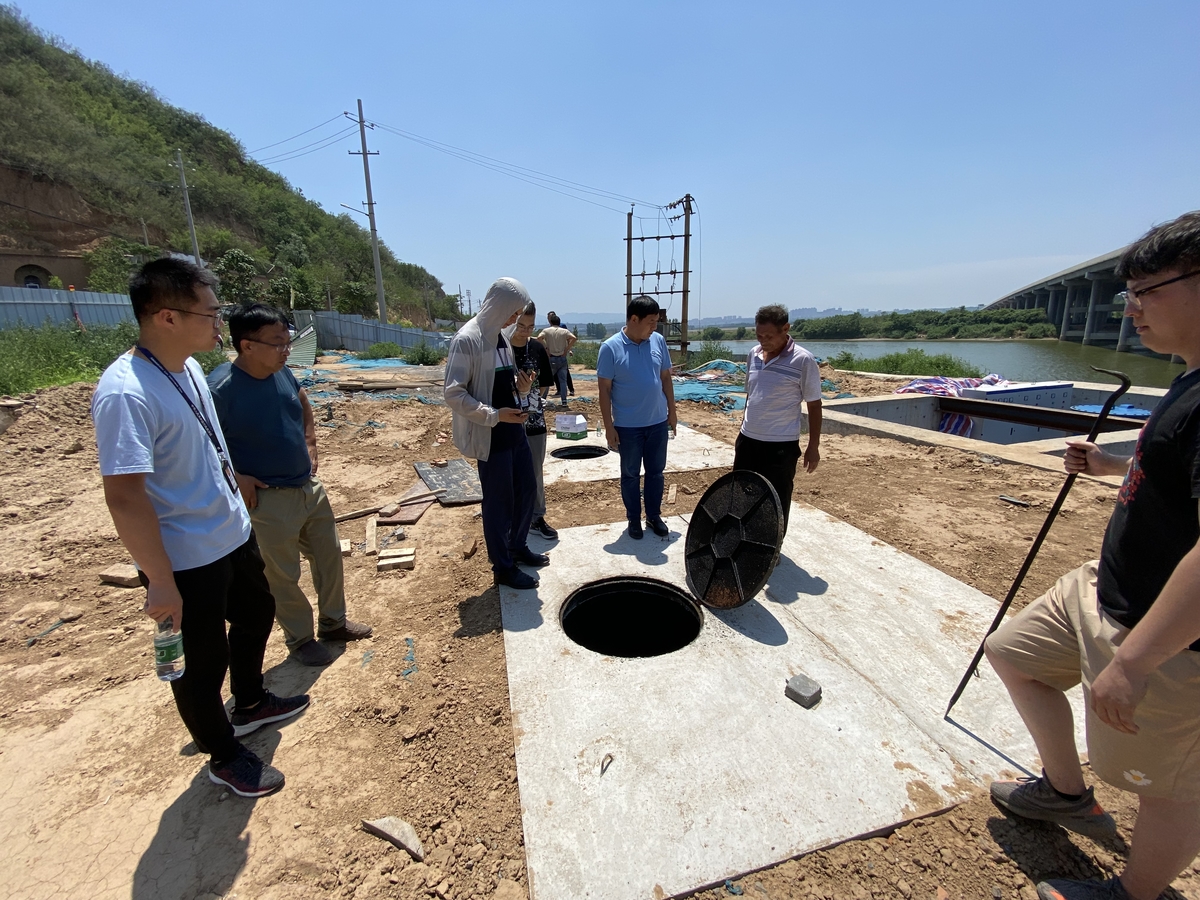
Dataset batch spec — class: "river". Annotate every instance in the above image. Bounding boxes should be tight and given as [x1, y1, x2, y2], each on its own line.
[711, 339, 1184, 388]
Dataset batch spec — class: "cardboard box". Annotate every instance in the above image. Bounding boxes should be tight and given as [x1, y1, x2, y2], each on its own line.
[555, 413, 588, 441]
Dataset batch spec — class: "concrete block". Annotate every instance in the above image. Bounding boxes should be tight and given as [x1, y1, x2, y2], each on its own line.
[785, 672, 822, 708]
[667, 484, 678, 505]
[99, 564, 140, 588]
[365, 515, 378, 556]
[340, 539, 352, 557]
[378, 550, 415, 571]
[379, 548, 415, 560]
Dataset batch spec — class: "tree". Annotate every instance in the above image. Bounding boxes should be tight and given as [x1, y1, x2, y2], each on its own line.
[702, 325, 725, 341]
[735, 325, 747, 339]
[337, 281, 377, 317]
[585, 323, 606, 339]
[83, 237, 156, 293]
[211, 249, 263, 306]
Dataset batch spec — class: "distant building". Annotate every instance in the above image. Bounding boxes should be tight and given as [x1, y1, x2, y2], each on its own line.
[0, 249, 89, 289]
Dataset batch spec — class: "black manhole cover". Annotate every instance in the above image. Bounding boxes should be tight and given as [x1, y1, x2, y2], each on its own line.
[551, 445, 609, 460]
[685, 470, 784, 609]
[560, 576, 701, 658]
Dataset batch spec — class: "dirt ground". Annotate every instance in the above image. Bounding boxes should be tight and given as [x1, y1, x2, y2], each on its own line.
[1, 361, 1195, 900]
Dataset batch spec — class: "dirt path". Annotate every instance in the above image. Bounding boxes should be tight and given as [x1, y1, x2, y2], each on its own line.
[1, 372, 1194, 900]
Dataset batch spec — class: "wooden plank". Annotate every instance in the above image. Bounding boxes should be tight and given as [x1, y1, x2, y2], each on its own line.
[365, 516, 378, 556]
[377, 481, 438, 526]
[414, 458, 482, 505]
[334, 506, 382, 524]
[667, 484, 678, 505]
[379, 547, 416, 560]
[378, 553, 415, 571]
[340, 539, 352, 557]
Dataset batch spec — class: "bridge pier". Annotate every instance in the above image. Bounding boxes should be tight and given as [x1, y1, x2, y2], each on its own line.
[1082, 277, 1105, 345]
[1116, 307, 1135, 352]
[1057, 288, 1074, 340]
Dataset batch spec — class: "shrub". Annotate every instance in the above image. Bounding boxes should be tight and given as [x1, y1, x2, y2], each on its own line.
[1022, 322, 1057, 339]
[701, 326, 726, 341]
[828, 348, 982, 378]
[570, 341, 601, 369]
[358, 341, 405, 360]
[403, 341, 447, 365]
[688, 340, 734, 367]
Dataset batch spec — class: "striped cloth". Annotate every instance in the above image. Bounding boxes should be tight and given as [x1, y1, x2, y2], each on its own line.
[893, 374, 1008, 438]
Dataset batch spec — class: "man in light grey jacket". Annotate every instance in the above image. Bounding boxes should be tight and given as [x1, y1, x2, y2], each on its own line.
[444, 278, 548, 589]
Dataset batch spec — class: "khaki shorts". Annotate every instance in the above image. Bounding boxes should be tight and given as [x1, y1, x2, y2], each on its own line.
[986, 562, 1200, 800]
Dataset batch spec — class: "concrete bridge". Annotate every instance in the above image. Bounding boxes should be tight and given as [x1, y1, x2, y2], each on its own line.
[983, 246, 1158, 356]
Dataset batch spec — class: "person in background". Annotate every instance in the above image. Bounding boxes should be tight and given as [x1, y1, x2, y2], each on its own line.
[444, 278, 549, 589]
[597, 294, 677, 539]
[208, 304, 373, 668]
[92, 258, 307, 799]
[507, 300, 559, 540]
[733, 303, 822, 531]
[537, 311, 577, 407]
[985, 210, 1200, 900]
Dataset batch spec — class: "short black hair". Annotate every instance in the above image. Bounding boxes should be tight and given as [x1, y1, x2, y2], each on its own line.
[128, 257, 219, 322]
[521, 300, 536, 318]
[627, 295, 659, 320]
[547, 311, 561, 326]
[229, 303, 290, 354]
[755, 304, 789, 328]
[1116, 211, 1200, 280]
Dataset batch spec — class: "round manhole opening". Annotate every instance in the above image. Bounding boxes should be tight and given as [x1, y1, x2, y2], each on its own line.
[550, 444, 609, 460]
[560, 576, 702, 658]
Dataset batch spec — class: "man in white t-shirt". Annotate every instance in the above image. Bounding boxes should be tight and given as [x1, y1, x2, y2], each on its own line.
[733, 303, 823, 532]
[91, 257, 307, 798]
[536, 311, 577, 407]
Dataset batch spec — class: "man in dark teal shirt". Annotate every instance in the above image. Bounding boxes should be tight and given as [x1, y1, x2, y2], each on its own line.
[209, 305, 372, 666]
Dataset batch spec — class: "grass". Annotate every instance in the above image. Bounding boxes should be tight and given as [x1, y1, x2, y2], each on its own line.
[0, 322, 227, 396]
[403, 341, 447, 366]
[358, 341, 405, 360]
[570, 341, 601, 369]
[828, 348, 983, 378]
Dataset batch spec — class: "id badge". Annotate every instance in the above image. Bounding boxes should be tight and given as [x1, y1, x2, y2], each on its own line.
[219, 457, 240, 495]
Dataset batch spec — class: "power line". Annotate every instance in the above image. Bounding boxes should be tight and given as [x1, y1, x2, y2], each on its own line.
[0, 198, 144, 242]
[254, 125, 360, 164]
[366, 119, 662, 213]
[247, 114, 346, 154]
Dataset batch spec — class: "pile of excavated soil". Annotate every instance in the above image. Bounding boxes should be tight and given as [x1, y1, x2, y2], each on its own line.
[1, 376, 1194, 900]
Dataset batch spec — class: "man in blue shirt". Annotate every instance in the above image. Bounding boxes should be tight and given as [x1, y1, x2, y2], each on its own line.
[209, 305, 372, 667]
[597, 295, 677, 539]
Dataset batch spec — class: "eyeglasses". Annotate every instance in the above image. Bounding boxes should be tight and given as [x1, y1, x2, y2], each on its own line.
[247, 338, 293, 352]
[1117, 270, 1200, 312]
[165, 306, 224, 322]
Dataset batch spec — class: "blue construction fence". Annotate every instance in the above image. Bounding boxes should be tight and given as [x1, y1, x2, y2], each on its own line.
[0, 286, 136, 328]
[292, 310, 449, 353]
[0, 287, 451, 352]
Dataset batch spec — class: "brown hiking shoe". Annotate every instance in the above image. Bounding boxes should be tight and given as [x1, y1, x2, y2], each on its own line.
[990, 772, 1116, 840]
[289, 639, 334, 667]
[318, 620, 373, 641]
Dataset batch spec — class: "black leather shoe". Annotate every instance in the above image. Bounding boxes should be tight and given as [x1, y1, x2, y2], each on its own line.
[628, 519, 643, 539]
[514, 548, 550, 567]
[495, 568, 539, 589]
[531, 517, 559, 540]
[646, 517, 669, 537]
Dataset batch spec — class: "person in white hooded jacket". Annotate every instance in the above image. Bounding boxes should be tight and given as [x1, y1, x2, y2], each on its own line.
[443, 278, 549, 589]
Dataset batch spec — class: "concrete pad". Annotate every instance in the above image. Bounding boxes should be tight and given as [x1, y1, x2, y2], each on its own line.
[542, 423, 733, 485]
[501, 506, 1087, 899]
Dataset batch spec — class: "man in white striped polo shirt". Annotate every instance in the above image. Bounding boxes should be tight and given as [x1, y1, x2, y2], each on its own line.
[733, 304, 823, 531]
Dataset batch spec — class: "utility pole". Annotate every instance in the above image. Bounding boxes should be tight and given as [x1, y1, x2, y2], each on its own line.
[680, 193, 693, 356]
[139, 217, 150, 247]
[349, 99, 387, 323]
[175, 149, 201, 265]
[466, 289, 472, 316]
[626, 207, 633, 309]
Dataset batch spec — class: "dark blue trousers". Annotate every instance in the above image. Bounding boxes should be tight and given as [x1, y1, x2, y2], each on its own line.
[477, 433, 538, 575]
[615, 420, 669, 523]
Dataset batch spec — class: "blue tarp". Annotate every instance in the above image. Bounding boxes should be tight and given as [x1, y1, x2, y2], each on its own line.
[1071, 404, 1153, 419]
[685, 359, 746, 377]
[672, 381, 747, 410]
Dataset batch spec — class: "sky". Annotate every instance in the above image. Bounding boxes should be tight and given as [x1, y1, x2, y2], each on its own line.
[16, 1, 1200, 320]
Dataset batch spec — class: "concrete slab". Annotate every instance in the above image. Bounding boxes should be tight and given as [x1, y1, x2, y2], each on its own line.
[501, 506, 1087, 900]
[542, 423, 734, 485]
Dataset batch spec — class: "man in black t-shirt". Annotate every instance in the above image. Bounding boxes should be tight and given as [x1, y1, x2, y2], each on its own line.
[508, 301, 559, 540]
[985, 211, 1200, 900]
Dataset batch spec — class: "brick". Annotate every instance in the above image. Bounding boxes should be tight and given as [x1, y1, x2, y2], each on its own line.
[379, 548, 415, 560]
[785, 672, 822, 708]
[667, 484, 678, 505]
[378, 554, 415, 571]
[340, 539, 352, 557]
[365, 515, 378, 556]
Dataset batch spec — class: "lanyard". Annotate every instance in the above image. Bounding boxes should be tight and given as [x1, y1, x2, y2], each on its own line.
[135, 347, 239, 496]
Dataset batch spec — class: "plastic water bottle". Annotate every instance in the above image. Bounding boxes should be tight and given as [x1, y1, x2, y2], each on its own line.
[154, 618, 185, 681]
[596, 419, 603, 438]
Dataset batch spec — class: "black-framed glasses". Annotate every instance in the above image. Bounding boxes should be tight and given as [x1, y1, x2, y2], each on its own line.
[248, 338, 293, 352]
[165, 306, 224, 322]
[1118, 270, 1200, 312]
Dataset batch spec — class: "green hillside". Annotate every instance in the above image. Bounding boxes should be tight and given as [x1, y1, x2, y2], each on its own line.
[0, 6, 458, 324]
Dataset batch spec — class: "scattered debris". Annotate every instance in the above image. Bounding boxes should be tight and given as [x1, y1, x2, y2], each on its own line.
[461, 537, 478, 560]
[334, 506, 382, 524]
[998, 495, 1031, 508]
[339, 539, 352, 557]
[365, 516, 378, 556]
[361, 816, 425, 861]
[378, 548, 416, 571]
[98, 564, 140, 588]
[431, 458, 448, 467]
[400, 636, 418, 678]
[667, 484, 678, 505]
[785, 672, 822, 708]
[681, 485, 697, 495]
